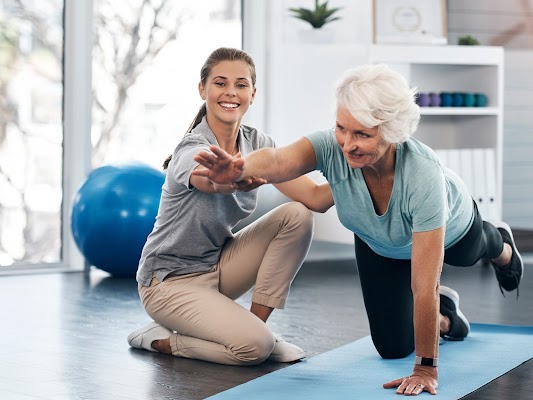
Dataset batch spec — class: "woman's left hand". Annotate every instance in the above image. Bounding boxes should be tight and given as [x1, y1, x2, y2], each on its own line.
[383, 370, 438, 396]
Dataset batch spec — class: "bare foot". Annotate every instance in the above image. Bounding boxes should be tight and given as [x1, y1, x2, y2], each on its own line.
[151, 338, 172, 354]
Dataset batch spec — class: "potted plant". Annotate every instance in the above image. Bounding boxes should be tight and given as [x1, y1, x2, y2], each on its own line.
[458, 35, 480, 45]
[289, 0, 342, 43]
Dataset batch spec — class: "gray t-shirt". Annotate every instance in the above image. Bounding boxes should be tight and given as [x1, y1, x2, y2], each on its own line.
[136, 117, 276, 286]
[306, 129, 474, 260]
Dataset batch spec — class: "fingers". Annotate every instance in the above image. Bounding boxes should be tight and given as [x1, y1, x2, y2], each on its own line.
[382, 378, 404, 388]
[194, 149, 245, 170]
[232, 157, 245, 170]
[232, 177, 267, 192]
[384, 375, 437, 396]
[197, 149, 218, 161]
[209, 145, 233, 159]
[191, 168, 209, 178]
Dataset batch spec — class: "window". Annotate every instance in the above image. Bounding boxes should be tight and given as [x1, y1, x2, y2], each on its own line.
[92, 0, 242, 168]
[0, 0, 243, 271]
[0, 1, 64, 267]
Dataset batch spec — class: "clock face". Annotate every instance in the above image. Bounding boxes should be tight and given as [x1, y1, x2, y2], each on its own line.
[392, 6, 422, 33]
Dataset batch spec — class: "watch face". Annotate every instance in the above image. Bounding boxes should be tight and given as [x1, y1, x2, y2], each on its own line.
[392, 6, 422, 33]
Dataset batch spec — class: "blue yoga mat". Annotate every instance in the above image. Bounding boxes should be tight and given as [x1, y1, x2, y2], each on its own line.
[208, 324, 533, 399]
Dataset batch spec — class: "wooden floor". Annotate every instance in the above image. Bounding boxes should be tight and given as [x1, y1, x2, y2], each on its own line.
[0, 246, 532, 399]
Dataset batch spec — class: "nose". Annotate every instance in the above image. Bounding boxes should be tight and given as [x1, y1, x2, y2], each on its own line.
[343, 135, 358, 152]
[225, 86, 236, 97]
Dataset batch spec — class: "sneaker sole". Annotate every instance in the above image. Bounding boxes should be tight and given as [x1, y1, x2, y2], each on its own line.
[268, 350, 306, 363]
[491, 221, 524, 281]
[440, 286, 470, 334]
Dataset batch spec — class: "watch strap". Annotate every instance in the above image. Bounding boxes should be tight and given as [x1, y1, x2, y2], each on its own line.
[415, 356, 438, 367]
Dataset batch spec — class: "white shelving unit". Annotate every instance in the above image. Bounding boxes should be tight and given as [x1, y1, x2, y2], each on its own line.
[265, 44, 504, 242]
[369, 44, 504, 221]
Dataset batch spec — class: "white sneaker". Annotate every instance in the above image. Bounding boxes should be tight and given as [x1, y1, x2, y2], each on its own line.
[127, 322, 172, 352]
[268, 333, 306, 362]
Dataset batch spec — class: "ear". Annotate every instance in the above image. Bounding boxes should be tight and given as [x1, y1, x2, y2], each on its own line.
[250, 87, 257, 105]
[199, 82, 206, 100]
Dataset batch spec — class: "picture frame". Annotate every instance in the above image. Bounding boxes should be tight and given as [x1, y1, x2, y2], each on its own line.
[373, 0, 448, 45]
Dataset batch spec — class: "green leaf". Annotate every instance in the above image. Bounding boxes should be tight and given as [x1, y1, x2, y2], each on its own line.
[288, 1, 342, 28]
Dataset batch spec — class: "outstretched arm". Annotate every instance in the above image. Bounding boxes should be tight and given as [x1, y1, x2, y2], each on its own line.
[193, 137, 333, 211]
[193, 137, 318, 185]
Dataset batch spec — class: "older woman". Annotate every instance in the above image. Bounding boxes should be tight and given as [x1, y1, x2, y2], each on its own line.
[193, 64, 523, 396]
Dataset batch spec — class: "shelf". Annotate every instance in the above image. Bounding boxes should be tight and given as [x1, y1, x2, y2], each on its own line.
[420, 107, 499, 116]
[369, 44, 503, 66]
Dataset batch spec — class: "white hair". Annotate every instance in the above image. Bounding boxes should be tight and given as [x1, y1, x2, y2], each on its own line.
[335, 64, 420, 144]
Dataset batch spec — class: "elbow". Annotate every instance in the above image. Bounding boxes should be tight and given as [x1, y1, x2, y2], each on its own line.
[311, 204, 333, 213]
[311, 197, 334, 213]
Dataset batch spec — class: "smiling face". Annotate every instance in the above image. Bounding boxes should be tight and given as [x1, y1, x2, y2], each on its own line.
[199, 60, 256, 129]
[335, 106, 391, 169]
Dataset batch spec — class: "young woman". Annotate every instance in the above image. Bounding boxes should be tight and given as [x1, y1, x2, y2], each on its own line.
[127, 47, 334, 365]
[193, 63, 523, 394]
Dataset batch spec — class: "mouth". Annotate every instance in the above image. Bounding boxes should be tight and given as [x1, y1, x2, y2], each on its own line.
[219, 102, 240, 110]
[346, 152, 365, 161]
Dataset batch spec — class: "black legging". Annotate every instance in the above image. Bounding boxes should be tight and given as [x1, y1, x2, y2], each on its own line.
[354, 201, 504, 359]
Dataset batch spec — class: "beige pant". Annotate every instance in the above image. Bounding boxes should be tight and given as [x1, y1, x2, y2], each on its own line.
[139, 202, 314, 365]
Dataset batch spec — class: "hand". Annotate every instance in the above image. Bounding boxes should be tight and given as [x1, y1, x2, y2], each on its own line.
[232, 176, 267, 192]
[383, 367, 438, 396]
[193, 145, 245, 184]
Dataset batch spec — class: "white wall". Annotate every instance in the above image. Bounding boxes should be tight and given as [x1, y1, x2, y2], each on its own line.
[447, 0, 533, 228]
[243, 0, 533, 235]
[502, 50, 533, 229]
[266, 1, 373, 243]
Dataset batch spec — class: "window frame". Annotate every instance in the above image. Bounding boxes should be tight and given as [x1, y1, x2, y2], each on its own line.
[0, 0, 92, 275]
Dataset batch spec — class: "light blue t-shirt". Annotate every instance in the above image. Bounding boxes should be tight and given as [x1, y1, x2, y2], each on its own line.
[306, 129, 474, 260]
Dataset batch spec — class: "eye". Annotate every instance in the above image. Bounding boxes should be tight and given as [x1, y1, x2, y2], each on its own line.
[355, 130, 371, 138]
[214, 81, 225, 86]
[335, 124, 345, 132]
[236, 82, 249, 88]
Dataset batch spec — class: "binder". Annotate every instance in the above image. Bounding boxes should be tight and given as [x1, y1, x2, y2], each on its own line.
[459, 149, 475, 199]
[446, 149, 461, 178]
[484, 149, 499, 221]
[472, 148, 488, 219]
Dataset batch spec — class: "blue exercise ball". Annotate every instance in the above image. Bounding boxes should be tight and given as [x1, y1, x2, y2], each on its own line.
[71, 162, 164, 277]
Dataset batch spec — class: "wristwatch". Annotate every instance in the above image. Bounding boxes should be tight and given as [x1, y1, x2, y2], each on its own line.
[415, 356, 438, 367]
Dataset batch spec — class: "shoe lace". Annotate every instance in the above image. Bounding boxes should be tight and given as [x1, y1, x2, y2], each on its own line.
[494, 265, 520, 299]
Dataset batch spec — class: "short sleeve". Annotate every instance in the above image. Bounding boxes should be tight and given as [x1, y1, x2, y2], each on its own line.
[409, 162, 449, 232]
[306, 129, 336, 176]
[168, 134, 210, 191]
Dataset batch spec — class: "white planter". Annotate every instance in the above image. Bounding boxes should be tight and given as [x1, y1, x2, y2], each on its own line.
[298, 28, 335, 44]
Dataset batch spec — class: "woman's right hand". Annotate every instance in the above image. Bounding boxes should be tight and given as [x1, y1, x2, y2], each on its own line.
[233, 176, 267, 192]
[193, 145, 245, 184]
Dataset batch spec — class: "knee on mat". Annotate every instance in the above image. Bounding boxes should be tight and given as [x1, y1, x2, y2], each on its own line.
[375, 342, 414, 360]
[372, 336, 415, 359]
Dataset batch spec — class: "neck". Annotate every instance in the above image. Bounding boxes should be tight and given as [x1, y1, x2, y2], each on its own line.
[206, 114, 240, 154]
[364, 143, 396, 176]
